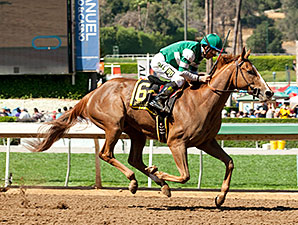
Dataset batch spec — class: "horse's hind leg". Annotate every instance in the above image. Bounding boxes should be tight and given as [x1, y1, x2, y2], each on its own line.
[125, 127, 171, 197]
[91, 117, 139, 193]
[199, 138, 234, 208]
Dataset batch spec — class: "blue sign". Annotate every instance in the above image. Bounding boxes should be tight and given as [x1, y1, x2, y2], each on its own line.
[75, 0, 99, 71]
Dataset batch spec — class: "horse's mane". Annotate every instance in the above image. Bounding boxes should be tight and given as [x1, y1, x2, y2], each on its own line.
[216, 54, 239, 70]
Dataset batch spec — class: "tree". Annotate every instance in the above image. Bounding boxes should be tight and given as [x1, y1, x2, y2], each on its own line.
[100, 27, 117, 55]
[246, 22, 285, 53]
[116, 26, 141, 54]
[280, 0, 298, 41]
[232, 0, 242, 55]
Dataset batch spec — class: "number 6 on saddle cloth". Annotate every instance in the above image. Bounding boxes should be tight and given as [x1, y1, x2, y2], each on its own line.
[129, 75, 183, 142]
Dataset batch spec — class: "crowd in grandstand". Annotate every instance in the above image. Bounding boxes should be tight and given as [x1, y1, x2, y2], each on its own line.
[0, 106, 72, 122]
[223, 102, 298, 119]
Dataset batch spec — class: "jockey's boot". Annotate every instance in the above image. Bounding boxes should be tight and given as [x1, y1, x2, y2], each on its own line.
[149, 81, 178, 112]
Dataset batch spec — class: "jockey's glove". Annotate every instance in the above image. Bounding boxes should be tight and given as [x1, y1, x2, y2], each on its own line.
[181, 71, 211, 83]
[198, 74, 211, 83]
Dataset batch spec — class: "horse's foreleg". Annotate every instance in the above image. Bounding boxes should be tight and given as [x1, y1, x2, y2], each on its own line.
[126, 128, 171, 197]
[199, 138, 234, 208]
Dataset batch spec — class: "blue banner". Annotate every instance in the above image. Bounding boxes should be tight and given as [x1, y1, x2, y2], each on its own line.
[75, 0, 99, 71]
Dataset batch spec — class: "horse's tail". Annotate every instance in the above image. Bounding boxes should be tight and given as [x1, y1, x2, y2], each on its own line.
[28, 91, 94, 152]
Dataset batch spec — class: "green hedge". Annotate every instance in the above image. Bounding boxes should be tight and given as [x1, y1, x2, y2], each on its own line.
[104, 63, 138, 74]
[249, 55, 295, 71]
[0, 73, 90, 99]
[108, 55, 295, 74]
[0, 116, 17, 122]
[222, 118, 298, 123]
[0, 56, 295, 99]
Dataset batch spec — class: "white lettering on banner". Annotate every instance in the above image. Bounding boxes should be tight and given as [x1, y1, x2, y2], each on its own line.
[86, 13, 96, 23]
[77, 0, 97, 42]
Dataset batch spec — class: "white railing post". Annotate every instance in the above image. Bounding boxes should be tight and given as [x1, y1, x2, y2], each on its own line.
[64, 138, 71, 186]
[4, 138, 11, 187]
[197, 150, 203, 189]
[148, 140, 154, 187]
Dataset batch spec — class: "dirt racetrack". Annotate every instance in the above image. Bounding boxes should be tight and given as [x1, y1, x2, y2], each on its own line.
[1, 188, 298, 225]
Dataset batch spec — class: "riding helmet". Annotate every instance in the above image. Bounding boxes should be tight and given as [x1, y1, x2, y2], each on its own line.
[201, 33, 223, 52]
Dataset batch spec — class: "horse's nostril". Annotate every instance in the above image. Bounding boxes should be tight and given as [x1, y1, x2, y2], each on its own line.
[265, 90, 274, 98]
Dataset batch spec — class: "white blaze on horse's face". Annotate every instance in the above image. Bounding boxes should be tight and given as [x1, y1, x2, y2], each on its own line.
[251, 64, 274, 101]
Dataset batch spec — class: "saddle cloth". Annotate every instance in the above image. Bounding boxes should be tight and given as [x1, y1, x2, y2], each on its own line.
[129, 77, 181, 142]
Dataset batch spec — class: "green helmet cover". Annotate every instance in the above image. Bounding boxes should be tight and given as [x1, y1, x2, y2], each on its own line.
[201, 33, 223, 52]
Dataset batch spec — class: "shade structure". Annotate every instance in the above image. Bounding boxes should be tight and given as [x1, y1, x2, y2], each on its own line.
[285, 86, 298, 95]
[273, 91, 289, 99]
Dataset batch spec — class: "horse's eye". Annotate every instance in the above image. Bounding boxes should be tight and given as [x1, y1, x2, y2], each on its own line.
[247, 70, 255, 75]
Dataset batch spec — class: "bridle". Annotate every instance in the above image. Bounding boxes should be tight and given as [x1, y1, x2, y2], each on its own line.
[207, 59, 261, 97]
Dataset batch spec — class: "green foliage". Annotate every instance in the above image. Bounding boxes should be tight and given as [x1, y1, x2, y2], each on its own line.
[100, 26, 198, 55]
[0, 55, 294, 100]
[116, 26, 141, 54]
[0, 117, 17, 122]
[249, 55, 295, 71]
[0, 153, 296, 190]
[0, 73, 90, 99]
[222, 118, 298, 123]
[104, 63, 138, 74]
[241, 14, 274, 28]
[106, 55, 294, 75]
[138, 31, 159, 53]
[100, 27, 117, 55]
[247, 22, 285, 53]
[280, 0, 298, 41]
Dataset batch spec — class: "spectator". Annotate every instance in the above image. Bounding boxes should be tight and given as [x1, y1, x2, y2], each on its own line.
[266, 103, 274, 118]
[248, 109, 256, 118]
[19, 108, 31, 121]
[56, 108, 63, 119]
[14, 108, 21, 117]
[274, 107, 280, 118]
[237, 111, 244, 118]
[51, 111, 57, 120]
[293, 104, 298, 118]
[63, 106, 68, 113]
[255, 103, 268, 118]
[279, 102, 291, 119]
[230, 110, 236, 118]
[32, 108, 43, 121]
[222, 109, 228, 118]
[0, 107, 9, 116]
[40, 111, 53, 122]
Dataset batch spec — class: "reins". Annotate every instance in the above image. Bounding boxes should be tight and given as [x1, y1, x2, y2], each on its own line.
[207, 59, 260, 97]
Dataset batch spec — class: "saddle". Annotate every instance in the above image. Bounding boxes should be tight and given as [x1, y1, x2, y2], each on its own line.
[130, 75, 183, 142]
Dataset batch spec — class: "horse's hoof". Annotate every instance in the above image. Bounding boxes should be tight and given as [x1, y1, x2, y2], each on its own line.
[129, 180, 138, 194]
[215, 195, 225, 208]
[161, 184, 171, 197]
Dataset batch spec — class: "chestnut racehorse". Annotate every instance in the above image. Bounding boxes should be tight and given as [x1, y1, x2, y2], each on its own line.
[30, 48, 273, 207]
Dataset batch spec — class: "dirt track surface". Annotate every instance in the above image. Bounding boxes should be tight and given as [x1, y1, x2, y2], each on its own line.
[1, 188, 298, 224]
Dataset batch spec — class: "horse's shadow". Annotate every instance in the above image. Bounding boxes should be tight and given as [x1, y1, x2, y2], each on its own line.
[144, 205, 298, 212]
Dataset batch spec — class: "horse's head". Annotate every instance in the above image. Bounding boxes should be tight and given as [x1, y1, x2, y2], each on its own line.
[232, 48, 274, 101]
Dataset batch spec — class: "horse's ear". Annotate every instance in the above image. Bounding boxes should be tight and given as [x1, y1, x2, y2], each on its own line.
[244, 49, 251, 59]
[240, 47, 246, 60]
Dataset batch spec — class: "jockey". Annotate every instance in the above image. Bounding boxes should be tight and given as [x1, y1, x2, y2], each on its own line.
[149, 33, 223, 112]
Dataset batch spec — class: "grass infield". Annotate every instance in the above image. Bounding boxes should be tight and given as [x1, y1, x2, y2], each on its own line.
[0, 153, 297, 190]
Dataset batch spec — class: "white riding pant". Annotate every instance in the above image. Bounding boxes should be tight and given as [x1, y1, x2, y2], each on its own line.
[150, 53, 185, 87]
